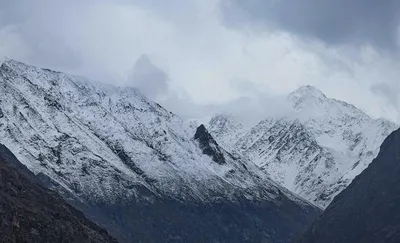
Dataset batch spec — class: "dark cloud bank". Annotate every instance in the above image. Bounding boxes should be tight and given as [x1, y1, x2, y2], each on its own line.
[221, 0, 400, 49]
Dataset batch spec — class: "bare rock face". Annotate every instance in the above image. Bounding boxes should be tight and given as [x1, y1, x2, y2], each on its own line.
[0, 144, 117, 243]
[194, 124, 227, 165]
[297, 128, 400, 243]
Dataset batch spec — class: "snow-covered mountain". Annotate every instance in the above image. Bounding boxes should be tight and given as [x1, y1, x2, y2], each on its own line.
[0, 59, 320, 243]
[209, 85, 398, 208]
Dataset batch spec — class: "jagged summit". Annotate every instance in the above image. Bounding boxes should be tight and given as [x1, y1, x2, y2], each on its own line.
[2, 58, 37, 72]
[288, 85, 371, 129]
[0, 56, 14, 65]
[289, 85, 327, 102]
[288, 85, 334, 114]
[209, 85, 398, 208]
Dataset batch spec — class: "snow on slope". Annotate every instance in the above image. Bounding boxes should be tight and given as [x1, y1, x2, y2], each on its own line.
[209, 85, 398, 208]
[208, 114, 246, 152]
[0, 59, 318, 207]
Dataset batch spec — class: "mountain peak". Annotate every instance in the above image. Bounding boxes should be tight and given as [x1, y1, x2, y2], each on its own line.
[1, 58, 26, 67]
[1, 58, 19, 69]
[209, 114, 243, 131]
[289, 85, 327, 101]
[0, 58, 39, 76]
[288, 85, 330, 112]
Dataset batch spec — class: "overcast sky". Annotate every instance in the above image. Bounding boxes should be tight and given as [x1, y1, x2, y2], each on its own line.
[1, 0, 400, 123]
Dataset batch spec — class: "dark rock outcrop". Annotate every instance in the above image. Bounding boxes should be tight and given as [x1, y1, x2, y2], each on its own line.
[195, 124, 227, 165]
[297, 128, 400, 243]
[0, 144, 117, 243]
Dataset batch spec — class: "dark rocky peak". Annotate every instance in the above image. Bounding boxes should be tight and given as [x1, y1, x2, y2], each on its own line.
[194, 125, 226, 165]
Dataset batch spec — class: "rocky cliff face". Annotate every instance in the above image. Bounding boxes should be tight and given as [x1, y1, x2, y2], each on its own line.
[0, 59, 320, 243]
[297, 128, 400, 243]
[0, 144, 117, 243]
[209, 85, 397, 208]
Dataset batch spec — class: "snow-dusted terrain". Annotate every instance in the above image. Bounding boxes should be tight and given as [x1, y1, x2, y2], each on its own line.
[209, 85, 398, 208]
[0, 59, 320, 242]
[208, 114, 247, 152]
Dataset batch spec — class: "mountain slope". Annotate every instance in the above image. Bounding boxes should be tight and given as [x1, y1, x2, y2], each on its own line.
[208, 114, 246, 152]
[0, 143, 117, 243]
[0, 59, 320, 243]
[297, 128, 400, 243]
[209, 86, 397, 208]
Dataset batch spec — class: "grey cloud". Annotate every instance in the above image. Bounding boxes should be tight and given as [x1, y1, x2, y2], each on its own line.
[210, 96, 292, 127]
[0, 0, 83, 71]
[370, 82, 400, 111]
[22, 30, 82, 70]
[0, 0, 31, 25]
[163, 92, 293, 128]
[221, 0, 400, 49]
[128, 55, 169, 100]
[1, 0, 400, 124]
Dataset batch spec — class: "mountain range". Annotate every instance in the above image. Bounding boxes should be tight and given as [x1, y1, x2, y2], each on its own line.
[208, 85, 397, 208]
[0, 59, 320, 243]
[3, 58, 399, 242]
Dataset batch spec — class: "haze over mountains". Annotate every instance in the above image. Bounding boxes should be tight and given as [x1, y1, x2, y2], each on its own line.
[208, 85, 397, 207]
[0, 59, 320, 242]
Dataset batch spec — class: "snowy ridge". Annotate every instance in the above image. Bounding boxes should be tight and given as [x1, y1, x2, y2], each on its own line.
[0, 59, 318, 207]
[210, 85, 398, 208]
